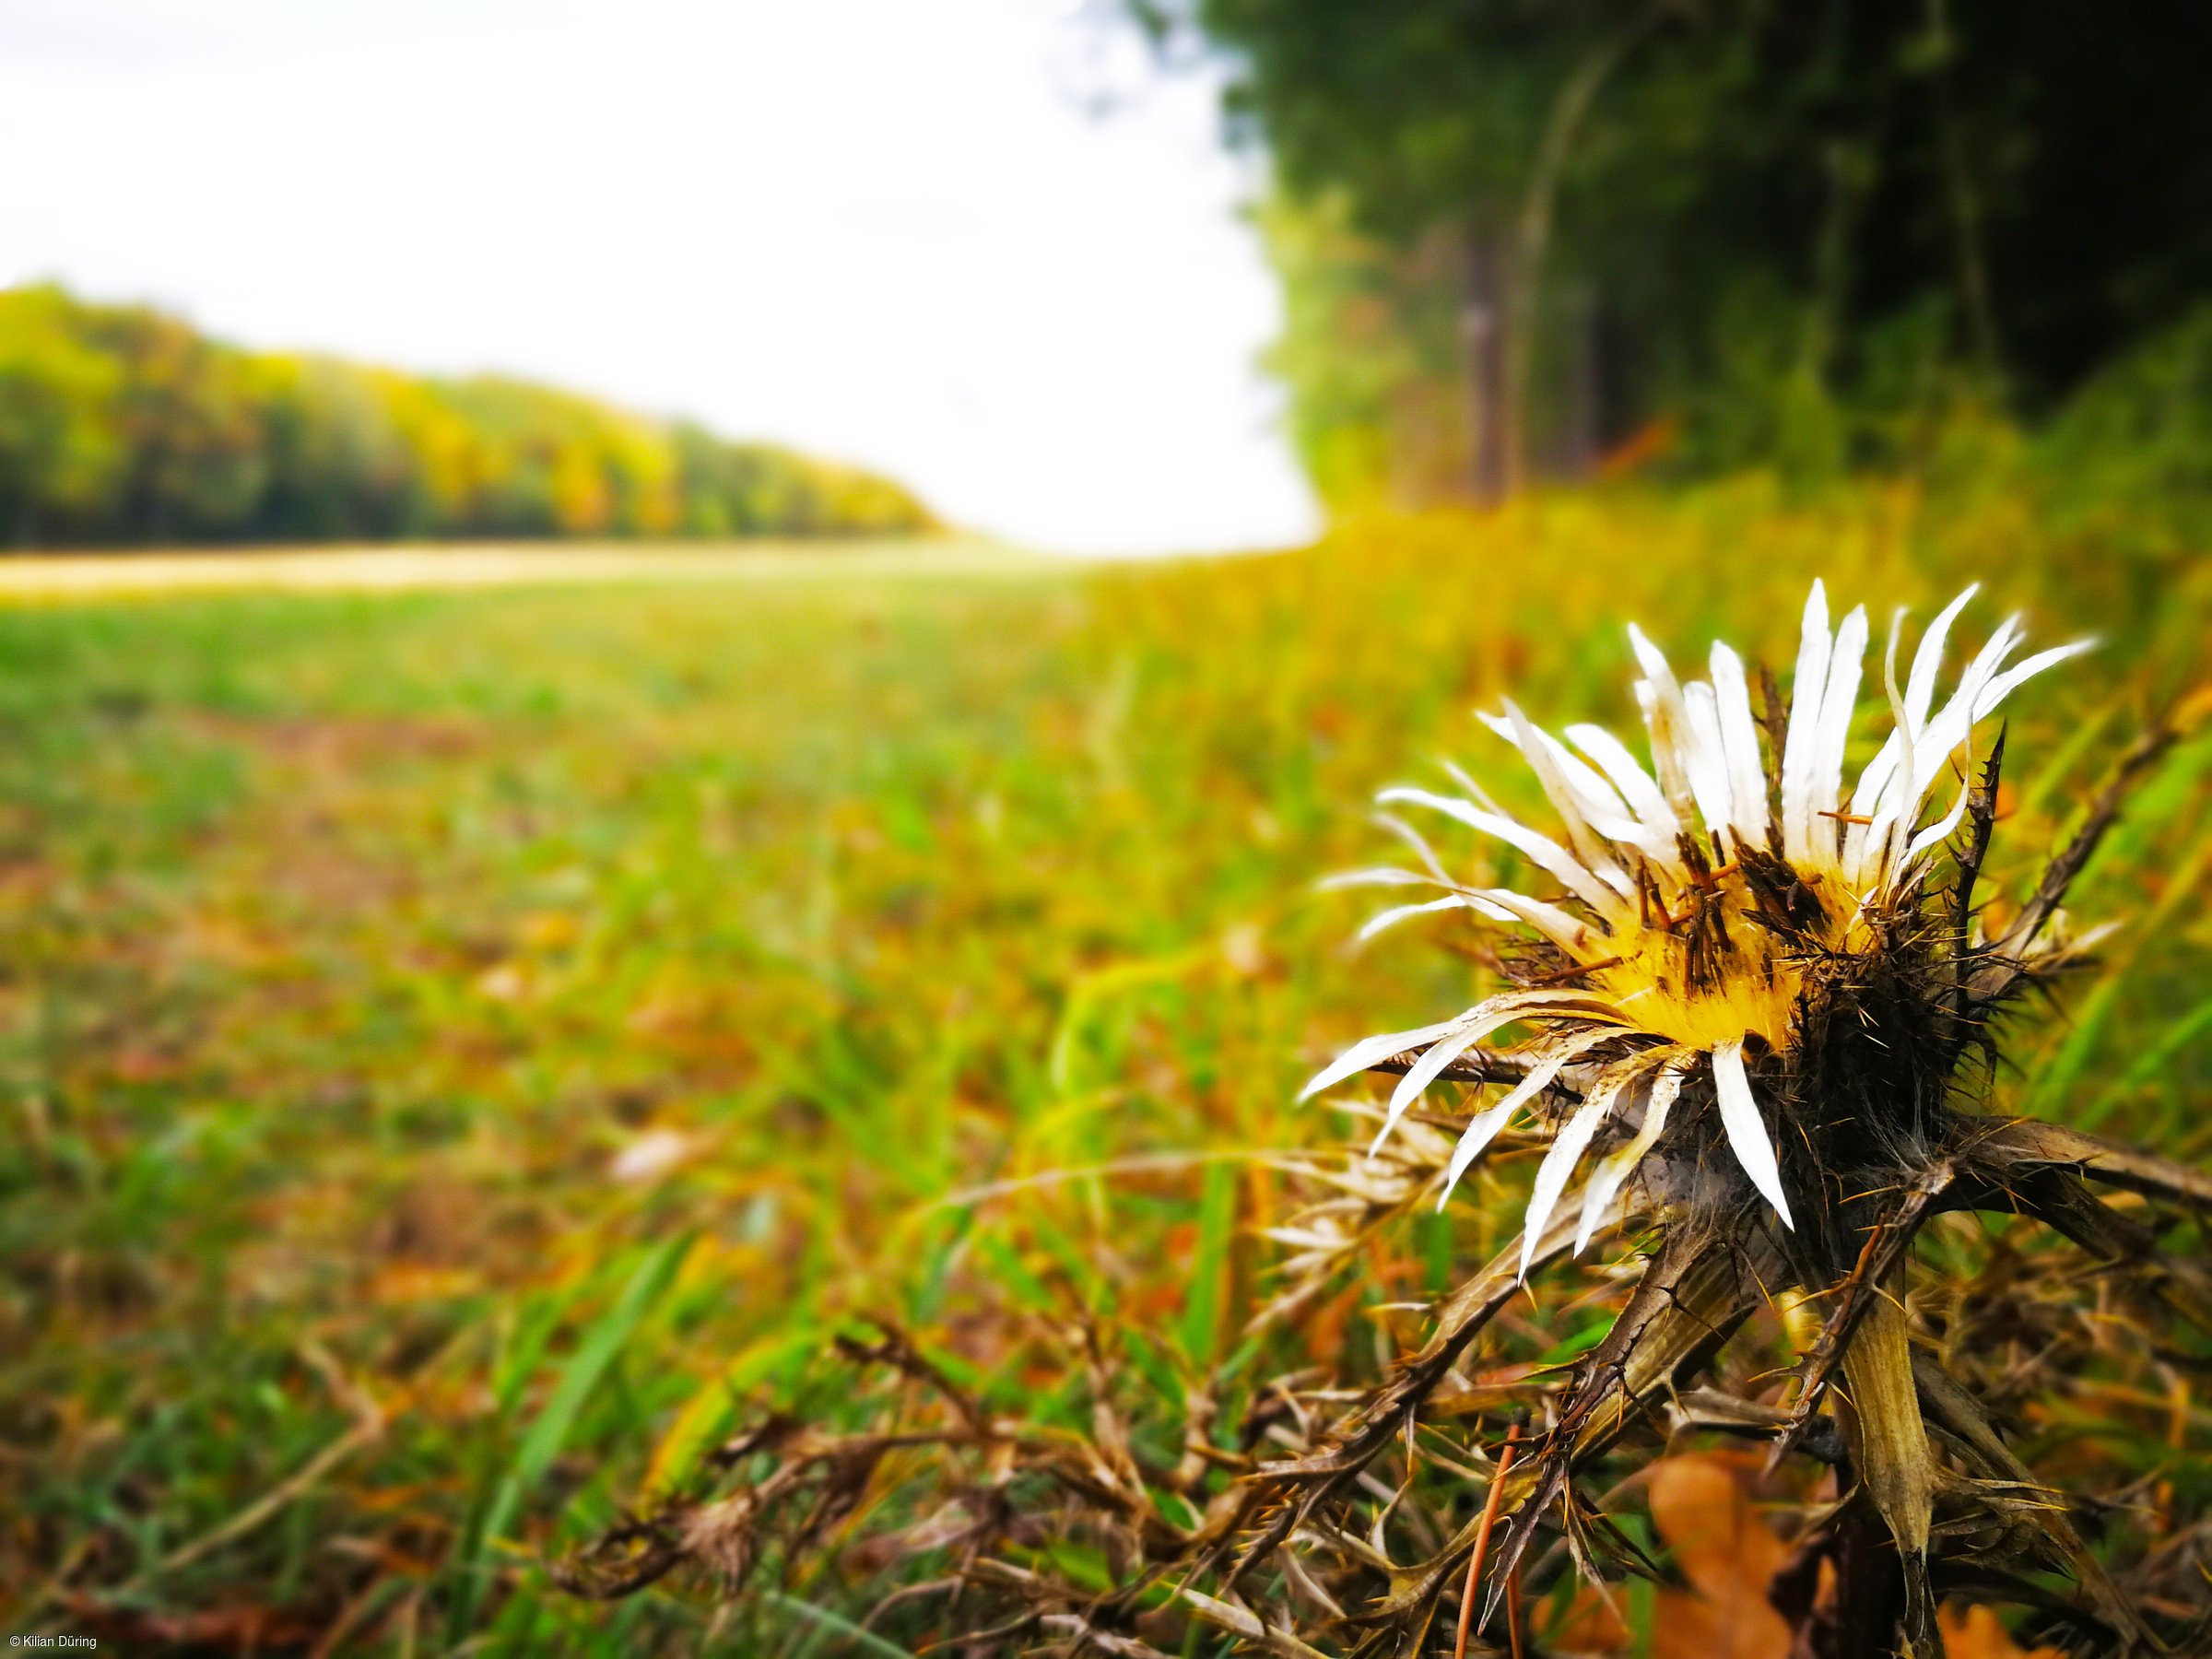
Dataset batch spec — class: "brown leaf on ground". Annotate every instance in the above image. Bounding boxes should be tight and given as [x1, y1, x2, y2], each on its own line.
[1939, 1602, 2065, 1659]
[1648, 1453, 1794, 1659]
[62, 1594, 327, 1649]
[1544, 1582, 1631, 1651]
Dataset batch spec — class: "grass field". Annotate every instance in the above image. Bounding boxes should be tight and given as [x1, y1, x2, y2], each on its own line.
[2, 496, 2206, 1653]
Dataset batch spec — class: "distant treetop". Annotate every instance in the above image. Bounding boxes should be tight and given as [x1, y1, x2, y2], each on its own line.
[0, 286, 936, 548]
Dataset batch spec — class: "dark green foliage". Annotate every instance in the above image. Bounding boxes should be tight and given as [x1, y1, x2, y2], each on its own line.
[1141, 0, 2212, 487]
[0, 286, 935, 548]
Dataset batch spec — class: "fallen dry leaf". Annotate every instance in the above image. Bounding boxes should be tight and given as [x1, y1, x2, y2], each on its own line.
[1648, 1453, 1794, 1659]
[1938, 1601, 2065, 1659]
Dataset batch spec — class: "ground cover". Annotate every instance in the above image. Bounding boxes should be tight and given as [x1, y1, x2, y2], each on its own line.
[1, 494, 2203, 1653]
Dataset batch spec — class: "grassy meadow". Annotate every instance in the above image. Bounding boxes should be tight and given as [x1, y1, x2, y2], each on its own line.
[2, 491, 2207, 1653]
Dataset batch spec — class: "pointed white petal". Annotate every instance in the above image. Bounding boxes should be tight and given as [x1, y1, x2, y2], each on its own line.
[1433, 1097, 1523, 1210]
[1498, 701, 1633, 892]
[1912, 617, 2021, 790]
[1337, 987, 1627, 1135]
[1711, 1039, 1794, 1229]
[1465, 886, 1606, 955]
[1902, 767, 1974, 862]
[1439, 758, 1507, 817]
[1317, 866, 1440, 891]
[1375, 787, 1625, 919]
[1882, 605, 1908, 716]
[1566, 721, 1680, 842]
[1372, 812, 1455, 884]
[1479, 711, 1630, 822]
[1628, 628, 1701, 826]
[1709, 642, 1769, 845]
[1904, 584, 1980, 731]
[1299, 1017, 1467, 1100]
[1378, 1027, 1491, 1150]
[1857, 751, 1916, 890]
[1575, 1053, 1691, 1254]
[1970, 638, 2096, 721]
[1807, 605, 1868, 865]
[1324, 867, 1518, 926]
[1853, 622, 1923, 887]
[1583, 811, 1681, 865]
[1846, 730, 1903, 821]
[1355, 896, 1488, 944]
[1520, 1053, 1654, 1277]
[1781, 581, 1833, 864]
[1437, 1026, 1619, 1207]
[1843, 615, 1907, 881]
[1844, 597, 1950, 832]
[1862, 611, 2012, 867]
[1626, 622, 1678, 689]
[1681, 682, 1737, 839]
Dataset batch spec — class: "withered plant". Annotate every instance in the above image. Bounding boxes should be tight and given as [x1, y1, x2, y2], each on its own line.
[560, 585, 2208, 1658]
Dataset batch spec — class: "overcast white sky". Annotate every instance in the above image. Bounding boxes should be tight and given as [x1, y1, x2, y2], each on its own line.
[0, 0, 1317, 555]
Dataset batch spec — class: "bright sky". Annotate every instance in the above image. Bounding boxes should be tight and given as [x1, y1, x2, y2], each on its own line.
[0, 0, 1317, 555]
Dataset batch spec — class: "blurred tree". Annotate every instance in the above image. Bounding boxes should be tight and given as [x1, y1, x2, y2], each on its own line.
[1255, 191, 1473, 515]
[1137, 0, 2212, 504]
[0, 288, 128, 541]
[0, 286, 935, 549]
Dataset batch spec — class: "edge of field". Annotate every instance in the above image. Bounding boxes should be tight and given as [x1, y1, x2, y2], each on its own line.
[0, 535, 1078, 603]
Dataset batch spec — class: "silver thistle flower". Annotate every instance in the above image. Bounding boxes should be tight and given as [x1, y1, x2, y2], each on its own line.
[1275, 582, 2212, 1655]
[1307, 582, 2091, 1263]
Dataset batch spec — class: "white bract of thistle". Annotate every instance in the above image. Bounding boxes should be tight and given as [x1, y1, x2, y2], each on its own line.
[1304, 582, 2091, 1274]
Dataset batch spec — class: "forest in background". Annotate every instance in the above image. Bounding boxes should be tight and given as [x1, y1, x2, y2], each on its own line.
[1135, 0, 2212, 515]
[0, 286, 935, 548]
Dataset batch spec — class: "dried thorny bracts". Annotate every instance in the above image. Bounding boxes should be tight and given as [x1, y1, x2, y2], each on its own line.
[560, 586, 2207, 1658]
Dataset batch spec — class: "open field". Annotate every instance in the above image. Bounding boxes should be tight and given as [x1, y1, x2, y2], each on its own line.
[1, 492, 2206, 1653]
[0, 536, 1041, 601]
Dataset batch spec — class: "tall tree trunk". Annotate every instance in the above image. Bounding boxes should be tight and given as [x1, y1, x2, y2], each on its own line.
[1507, 4, 1665, 489]
[1459, 226, 1514, 507]
[1923, 0, 2001, 375]
[1562, 284, 1604, 478]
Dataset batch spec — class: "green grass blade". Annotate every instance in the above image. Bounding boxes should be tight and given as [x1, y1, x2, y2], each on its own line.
[2023, 972, 2128, 1125]
[1180, 1161, 1238, 1370]
[759, 1590, 919, 1657]
[448, 1230, 694, 1639]
[2078, 994, 2212, 1134]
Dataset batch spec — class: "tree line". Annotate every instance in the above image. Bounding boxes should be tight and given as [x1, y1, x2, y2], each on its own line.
[0, 286, 934, 548]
